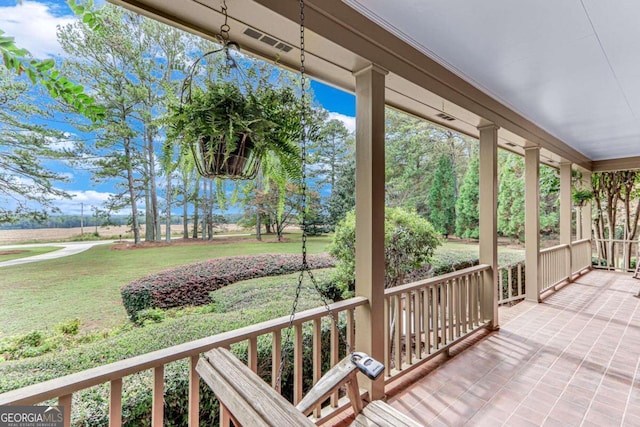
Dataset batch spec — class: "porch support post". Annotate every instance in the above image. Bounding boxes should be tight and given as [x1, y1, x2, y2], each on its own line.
[560, 162, 573, 245]
[478, 123, 499, 329]
[353, 63, 387, 400]
[560, 162, 573, 278]
[581, 170, 593, 241]
[525, 146, 541, 302]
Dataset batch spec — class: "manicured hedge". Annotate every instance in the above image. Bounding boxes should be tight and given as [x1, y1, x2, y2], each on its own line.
[121, 254, 335, 321]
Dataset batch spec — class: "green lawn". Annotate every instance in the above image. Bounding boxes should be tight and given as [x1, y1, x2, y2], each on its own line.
[0, 246, 61, 262]
[0, 235, 332, 337]
[0, 269, 333, 392]
[437, 241, 525, 266]
[0, 236, 523, 338]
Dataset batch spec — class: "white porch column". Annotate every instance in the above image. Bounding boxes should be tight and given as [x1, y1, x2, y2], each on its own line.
[524, 146, 541, 302]
[560, 162, 573, 245]
[581, 170, 593, 241]
[478, 123, 499, 329]
[354, 64, 387, 400]
[560, 162, 573, 278]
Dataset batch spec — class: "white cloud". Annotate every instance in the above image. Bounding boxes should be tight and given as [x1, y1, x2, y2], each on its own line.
[327, 112, 356, 134]
[46, 135, 76, 151]
[52, 190, 114, 214]
[0, 1, 74, 58]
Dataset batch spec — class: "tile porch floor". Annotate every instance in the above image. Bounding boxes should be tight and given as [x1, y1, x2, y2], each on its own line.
[336, 270, 640, 426]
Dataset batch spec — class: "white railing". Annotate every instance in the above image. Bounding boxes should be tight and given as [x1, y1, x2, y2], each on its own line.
[497, 261, 525, 305]
[0, 266, 496, 426]
[540, 244, 571, 293]
[383, 265, 491, 379]
[571, 238, 592, 274]
[593, 238, 639, 272]
[0, 298, 367, 427]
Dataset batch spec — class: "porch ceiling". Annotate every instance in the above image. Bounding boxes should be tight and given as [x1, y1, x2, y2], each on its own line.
[345, 0, 640, 164]
[109, 0, 640, 170]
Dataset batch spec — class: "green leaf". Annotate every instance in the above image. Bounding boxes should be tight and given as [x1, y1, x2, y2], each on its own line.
[25, 68, 37, 85]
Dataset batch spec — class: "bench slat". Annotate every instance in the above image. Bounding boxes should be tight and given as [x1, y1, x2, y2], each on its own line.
[197, 348, 315, 427]
[356, 400, 423, 426]
[295, 356, 359, 416]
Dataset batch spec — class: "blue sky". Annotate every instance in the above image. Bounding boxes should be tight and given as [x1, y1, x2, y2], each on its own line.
[0, 0, 356, 216]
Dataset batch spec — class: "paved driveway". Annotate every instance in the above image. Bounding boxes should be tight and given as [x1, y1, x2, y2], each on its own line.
[0, 240, 116, 268]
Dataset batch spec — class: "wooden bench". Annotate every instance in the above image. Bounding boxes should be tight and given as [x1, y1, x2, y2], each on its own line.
[196, 347, 422, 426]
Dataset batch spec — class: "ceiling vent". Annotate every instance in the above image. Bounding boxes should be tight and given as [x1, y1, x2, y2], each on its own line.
[243, 27, 293, 52]
[436, 112, 455, 121]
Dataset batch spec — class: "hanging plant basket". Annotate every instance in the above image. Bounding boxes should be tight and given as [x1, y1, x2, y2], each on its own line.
[192, 134, 259, 179]
[572, 189, 593, 207]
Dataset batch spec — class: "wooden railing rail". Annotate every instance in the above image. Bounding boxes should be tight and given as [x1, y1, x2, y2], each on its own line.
[0, 297, 368, 426]
[571, 238, 592, 275]
[540, 243, 571, 294]
[0, 265, 501, 425]
[497, 261, 526, 305]
[593, 238, 639, 272]
[383, 265, 491, 381]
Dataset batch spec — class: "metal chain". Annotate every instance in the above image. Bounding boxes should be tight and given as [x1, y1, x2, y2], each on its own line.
[275, 0, 352, 391]
[219, 0, 230, 42]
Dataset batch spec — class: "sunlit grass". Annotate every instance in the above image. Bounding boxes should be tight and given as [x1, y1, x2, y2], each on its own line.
[0, 234, 331, 336]
[0, 246, 61, 262]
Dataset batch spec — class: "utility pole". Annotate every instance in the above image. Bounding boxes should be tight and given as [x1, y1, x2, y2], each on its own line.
[80, 202, 84, 236]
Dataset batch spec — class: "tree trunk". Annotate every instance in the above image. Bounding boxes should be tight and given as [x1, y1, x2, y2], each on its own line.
[208, 180, 214, 240]
[147, 130, 160, 241]
[256, 212, 262, 240]
[124, 138, 140, 244]
[192, 178, 199, 239]
[145, 189, 153, 241]
[165, 173, 172, 243]
[183, 186, 189, 239]
[201, 179, 207, 240]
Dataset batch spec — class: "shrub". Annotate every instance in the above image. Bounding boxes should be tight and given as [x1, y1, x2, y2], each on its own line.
[330, 207, 441, 293]
[136, 308, 166, 325]
[121, 254, 335, 321]
[2, 318, 343, 426]
[57, 318, 81, 336]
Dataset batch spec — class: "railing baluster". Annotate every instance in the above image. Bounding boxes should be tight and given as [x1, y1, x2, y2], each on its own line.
[440, 283, 447, 346]
[384, 297, 391, 376]
[294, 323, 303, 404]
[470, 275, 476, 328]
[220, 404, 231, 427]
[271, 330, 281, 391]
[404, 292, 412, 366]
[312, 318, 322, 418]
[393, 294, 402, 370]
[498, 268, 504, 302]
[507, 266, 513, 300]
[330, 316, 339, 407]
[455, 278, 462, 338]
[518, 263, 524, 297]
[447, 280, 454, 342]
[346, 308, 355, 352]
[152, 365, 164, 427]
[422, 288, 430, 356]
[431, 285, 438, 351]
[59, 394, 71, 427]
[248, 337, 258, 373]
[188, 355, 200, 427]
[461, 276, 467, 335]
[414, 290, 422, 361]
[109, 379, 122, 427]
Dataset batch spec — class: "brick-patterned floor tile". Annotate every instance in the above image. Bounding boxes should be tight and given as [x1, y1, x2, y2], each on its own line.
[328, 271, 640, 427]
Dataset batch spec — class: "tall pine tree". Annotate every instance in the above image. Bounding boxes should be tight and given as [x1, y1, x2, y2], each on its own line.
[455, 153, 479, 238]
[427, 155, 456, 237]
